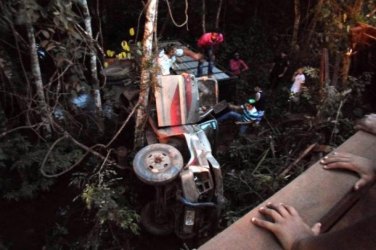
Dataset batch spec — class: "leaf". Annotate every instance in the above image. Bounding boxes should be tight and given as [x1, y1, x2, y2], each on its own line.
[129, 27, 135, 36]
[45, 43, 56, 52]
[40, 40, 49, 48]
[106, 50, 115, 57]
[117, 52, 127, 59]
[40, 30, 50, 39]
[121, 41, 130, 52]
[55, 55, 65, 67]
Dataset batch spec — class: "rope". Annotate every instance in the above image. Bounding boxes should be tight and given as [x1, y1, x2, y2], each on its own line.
[164, 0, 188, 28]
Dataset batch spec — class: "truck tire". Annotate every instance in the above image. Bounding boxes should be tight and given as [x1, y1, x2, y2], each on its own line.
[133, 143, 183, 185]
[141, 201, 174, 235]
[103, 66, 130, 81]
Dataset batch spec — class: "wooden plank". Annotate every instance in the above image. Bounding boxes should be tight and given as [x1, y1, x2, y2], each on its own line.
[199, 131, 376, 250]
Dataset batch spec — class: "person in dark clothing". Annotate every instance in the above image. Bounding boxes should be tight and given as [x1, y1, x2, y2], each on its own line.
[269, 52, 290, 89]
[251, 114, 376, 250]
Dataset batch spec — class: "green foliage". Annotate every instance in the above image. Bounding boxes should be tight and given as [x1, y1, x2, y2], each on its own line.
[219, 136, 290, 217]
[0, 133, 54, 200]
[316, 2, 350, 51]
[44, 223, 71, 250]
[346, 72, 373, 114]
[81, 167, 140, 235]
[83, 185, 140, 233]
[0, 131, 87, 200]
[41, 142, 84, 176]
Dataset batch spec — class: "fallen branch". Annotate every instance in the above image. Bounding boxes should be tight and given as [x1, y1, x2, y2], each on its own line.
[0, 123, 43, 140]
[278, 143, 318, 177]
[105, 100, 140, 147]
[39, 100, 139, 178]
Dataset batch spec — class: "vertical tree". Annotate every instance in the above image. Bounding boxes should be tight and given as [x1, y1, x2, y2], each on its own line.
[23, 0, 52, 135]
[77, 0, 103, 112]
[215, 0, 223, 30]
[304, 0, 325, 48]
[291, 0, 301, 50]
[134, 0, 158, 149]
[202, 0, 206, 33]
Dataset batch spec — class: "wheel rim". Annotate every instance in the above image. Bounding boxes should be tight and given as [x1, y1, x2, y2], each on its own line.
[145, 150, 172, 173]
[133, 143, 184, 185]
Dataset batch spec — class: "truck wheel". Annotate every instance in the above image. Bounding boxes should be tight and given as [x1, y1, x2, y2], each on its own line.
[133, 143, 183, 185]
[103, 66, 130, 81]
[141, 201, 174, 235]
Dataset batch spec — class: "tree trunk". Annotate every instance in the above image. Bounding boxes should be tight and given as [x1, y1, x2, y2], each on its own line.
[202, 0, 206, 33]
[331, 52, 341, 87]
[320, 48, 330, 89]
[215, 0, 223, 30]
[77, 0, 102, 112]
[134, 0, 158, 149]
[304, 0, 325, 48]
[291, 0, 301, 51]
[340, 52, 351, 88]
[351, 0, 363, 19]
[26, 17, 52, 135]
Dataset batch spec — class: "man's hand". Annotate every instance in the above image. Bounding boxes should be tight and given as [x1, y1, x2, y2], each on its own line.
[228, 103, 240, 110]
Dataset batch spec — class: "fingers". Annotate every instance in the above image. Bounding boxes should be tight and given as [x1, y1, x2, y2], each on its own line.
[320, 152, 353, 170]
[266, 203, 291, 217]
[354, 123, 366, 131]
[251, 217, 276, 232]
[321, 152, 351, 163]
[311, 222, 321, 235]
[259, 206, 283, 221]
[322, 162, 353, 171]
[282, 203, 298, 216]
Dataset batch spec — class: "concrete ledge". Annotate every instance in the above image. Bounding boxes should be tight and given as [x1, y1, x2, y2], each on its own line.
[199, 131, 376, 250]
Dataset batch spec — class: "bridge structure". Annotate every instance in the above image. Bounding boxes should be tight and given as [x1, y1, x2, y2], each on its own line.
[200, 130, 376, 249]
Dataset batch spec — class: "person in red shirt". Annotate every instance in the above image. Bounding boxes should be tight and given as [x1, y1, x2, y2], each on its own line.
[229, 51, 249, 76]
[196, 32, 224, 77]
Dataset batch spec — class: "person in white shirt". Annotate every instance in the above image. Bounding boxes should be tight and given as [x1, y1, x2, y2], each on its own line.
[289, 68, 306, 103]
[157, 44, 203, 76]
[157, 44, 179, 75]
[290, 68, 305, 94]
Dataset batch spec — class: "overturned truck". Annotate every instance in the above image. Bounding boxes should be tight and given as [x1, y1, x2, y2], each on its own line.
[131, 74, 226, 239]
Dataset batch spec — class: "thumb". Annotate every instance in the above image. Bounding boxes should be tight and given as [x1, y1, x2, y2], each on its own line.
[311, 222, 321, 236]
[354, 178, 368, 190]
[354, 124, 365, 131]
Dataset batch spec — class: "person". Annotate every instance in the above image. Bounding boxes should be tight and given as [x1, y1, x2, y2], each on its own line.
[157, 44, 178, 75]
[196, 31, 224, 77]
[251, 114, 376, 250]
[157, 44, 203, 76]
[254, 85, 266, 122]
[269, 51, 290, 90]
[229, 51, 249, 76]
[217, 98, 262, 134]
[289, 68, 306, 102]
